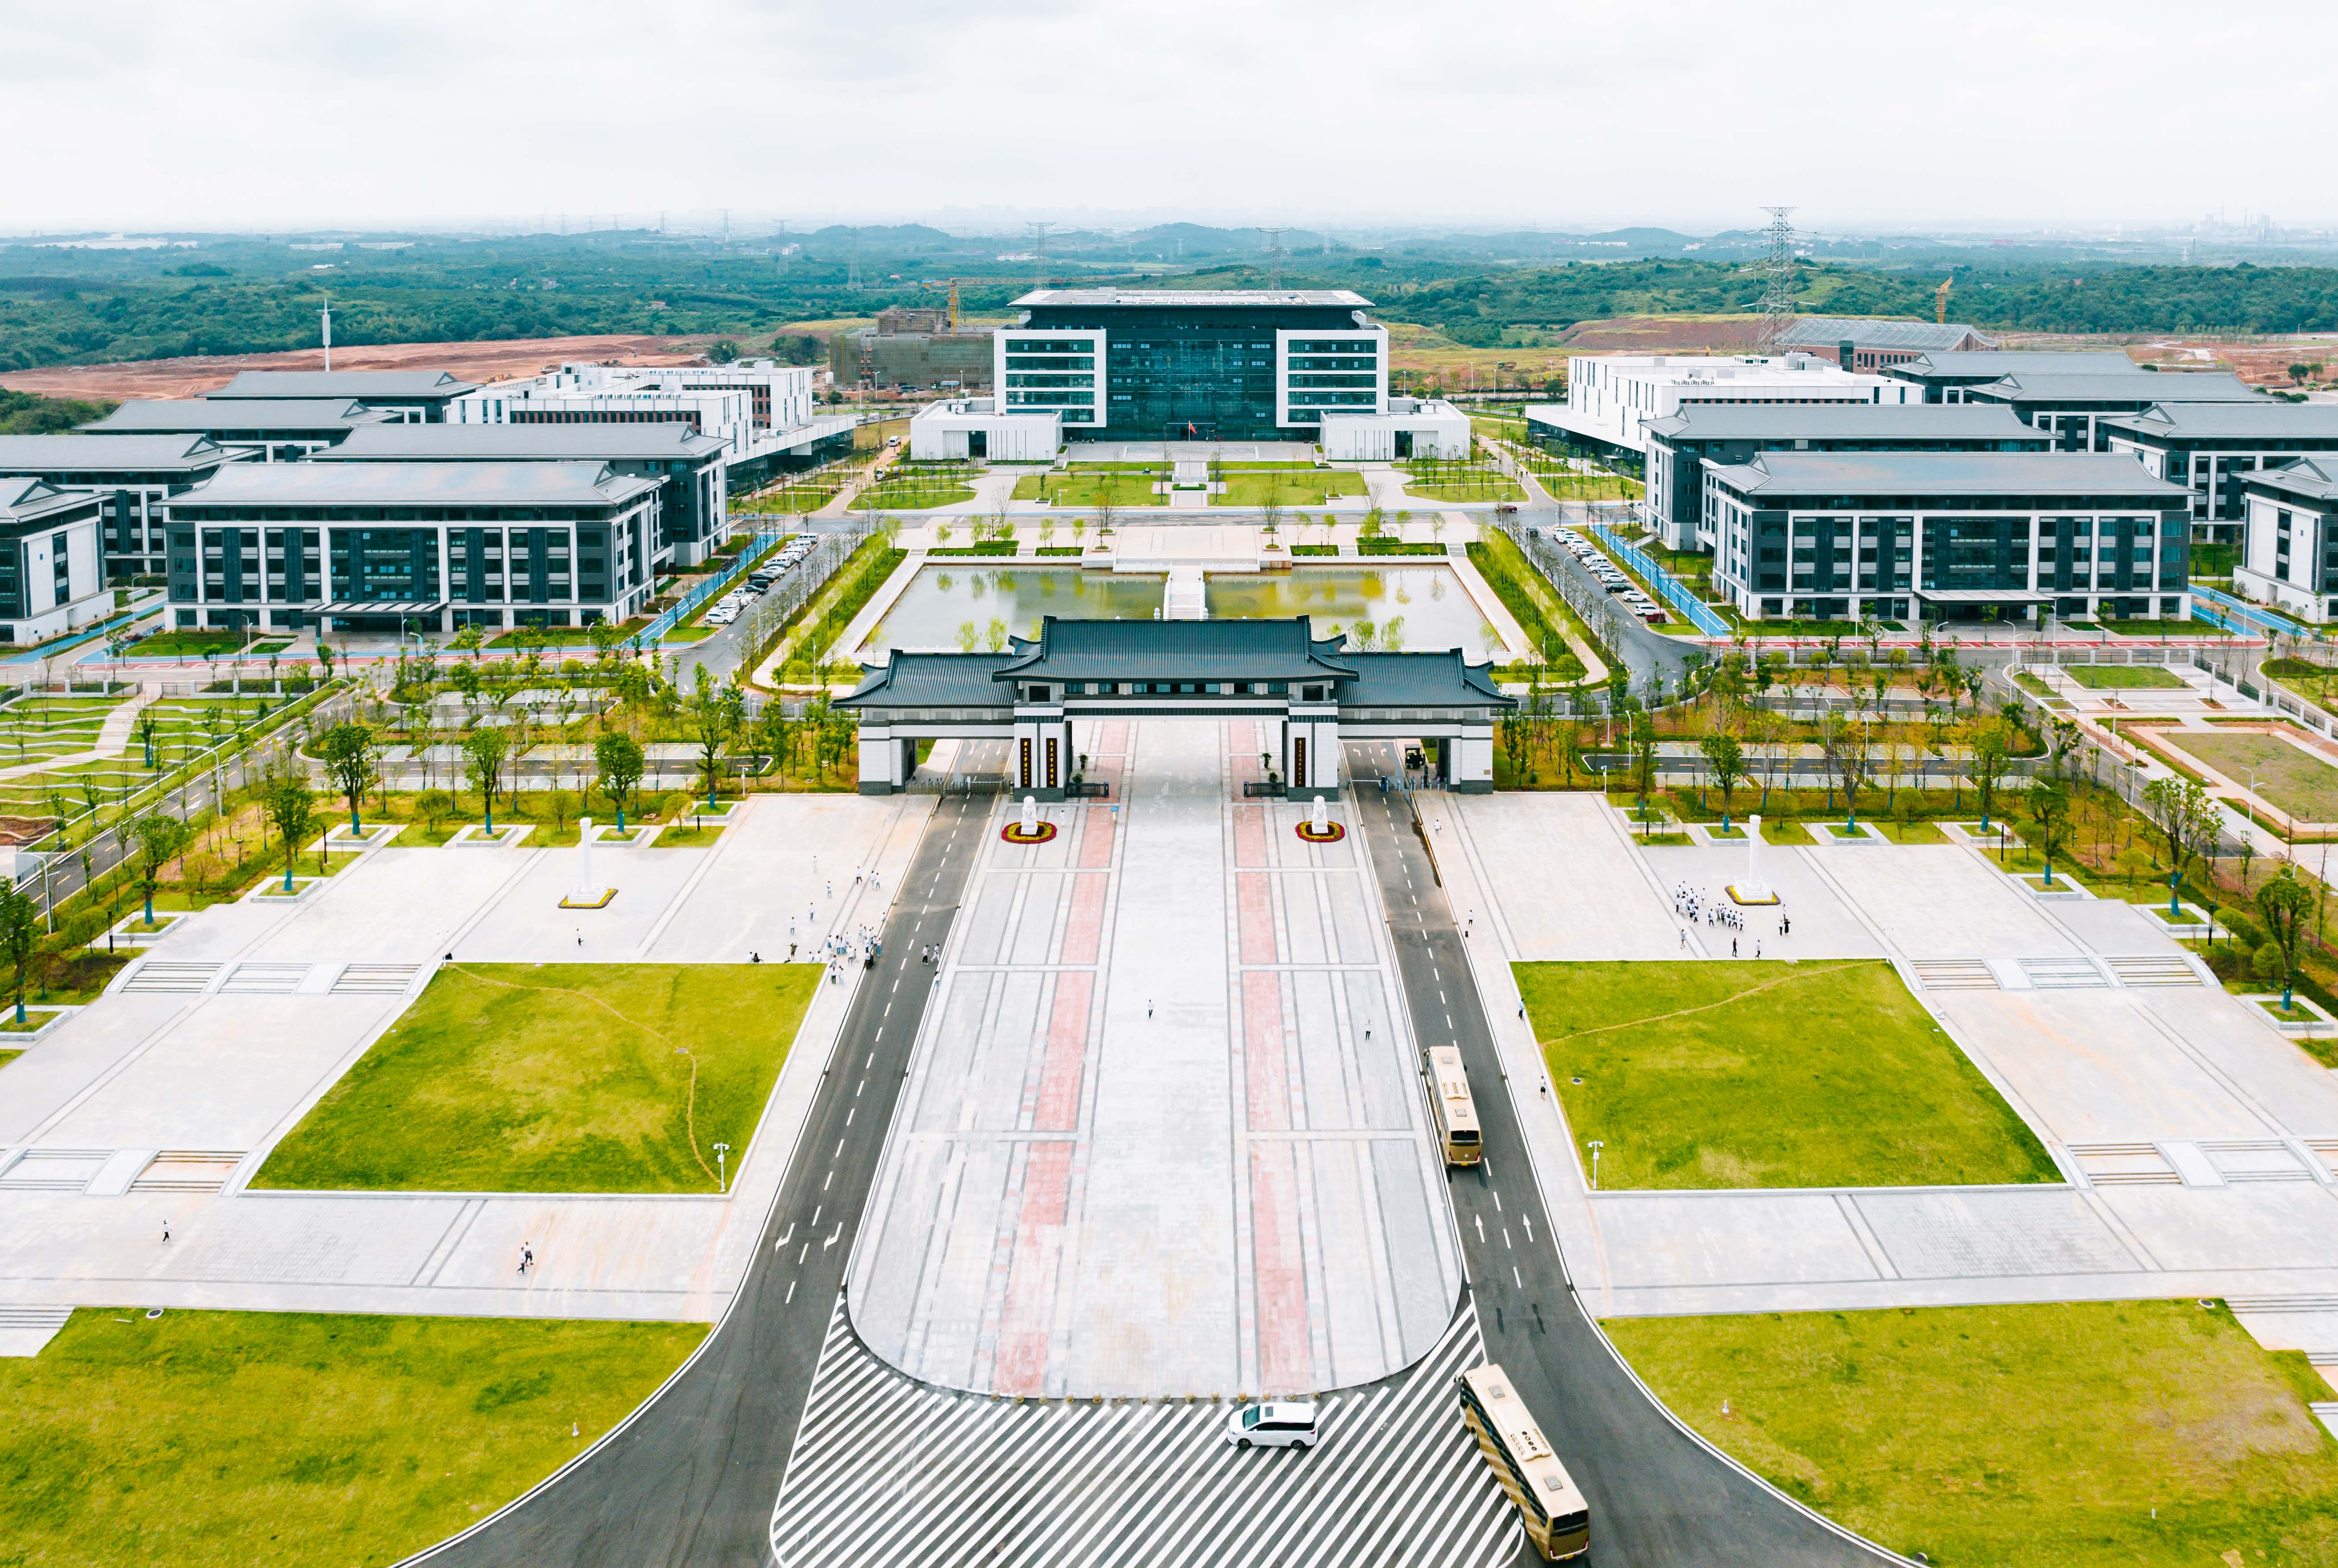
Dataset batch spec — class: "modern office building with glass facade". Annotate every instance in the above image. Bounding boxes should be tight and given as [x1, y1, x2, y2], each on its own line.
[995, 289, 1386, 442]
[1702, 450, 2194, 624]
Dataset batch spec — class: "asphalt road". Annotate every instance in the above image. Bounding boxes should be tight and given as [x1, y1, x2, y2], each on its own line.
[1344, 742, 1894, 1568]
[411, 788, 987, 1568]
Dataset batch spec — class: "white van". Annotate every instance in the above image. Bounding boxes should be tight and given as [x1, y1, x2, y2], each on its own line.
[1226, 1401, 1319, 1451]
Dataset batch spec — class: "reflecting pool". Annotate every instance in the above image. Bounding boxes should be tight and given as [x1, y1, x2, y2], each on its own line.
[862, 567, 1165, 653]
[1207, 566, 1503, 656]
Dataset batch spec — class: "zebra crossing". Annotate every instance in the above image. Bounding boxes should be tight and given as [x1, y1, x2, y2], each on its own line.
[770, 1295, 1517, 1568]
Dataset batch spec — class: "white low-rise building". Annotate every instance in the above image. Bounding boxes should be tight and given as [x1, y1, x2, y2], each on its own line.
[1527, 352, 1918, 460]
[0, 478, 111, 645]
[2238, 459, 2338, 623]
[1320, 398, 1471, 461]
[451, 360, 828, 468]
[909, 399, 1062, 462]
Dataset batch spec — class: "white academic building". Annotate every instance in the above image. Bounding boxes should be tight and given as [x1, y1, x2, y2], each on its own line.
[450, 361, 845, 479]
[1527, 353, 1919, 460]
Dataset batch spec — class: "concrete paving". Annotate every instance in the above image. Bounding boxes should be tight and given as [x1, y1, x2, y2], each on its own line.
[0, 791, 929, 1323]
[1440, 787, 2338, 1325]
[848, 718, 1461, 1398]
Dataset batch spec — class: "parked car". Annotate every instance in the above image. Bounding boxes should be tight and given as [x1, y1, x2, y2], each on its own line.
[1225, 1401, 1319, 1451]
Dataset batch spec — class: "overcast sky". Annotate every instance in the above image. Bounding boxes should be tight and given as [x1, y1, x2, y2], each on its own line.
[7, 0, 2328, 235]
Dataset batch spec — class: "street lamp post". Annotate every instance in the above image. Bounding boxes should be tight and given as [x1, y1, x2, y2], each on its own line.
[1588, 1139, 1604, 1191]
[714, 1142, 730, 1194]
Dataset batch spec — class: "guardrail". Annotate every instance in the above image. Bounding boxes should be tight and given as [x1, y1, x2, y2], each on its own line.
[1582, 521, 1732, 638]
[639, 530, 799, 644]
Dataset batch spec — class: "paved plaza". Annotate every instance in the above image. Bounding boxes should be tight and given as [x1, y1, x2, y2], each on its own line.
[1436, 790, 2338, 1362]
[848, 719, 1462, 1399]
[0, 791, 930, 1332]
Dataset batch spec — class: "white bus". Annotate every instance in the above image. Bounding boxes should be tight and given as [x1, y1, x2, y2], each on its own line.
[1425, 1045, 1482, 1166]
[1458, 1364, 1590, 1560]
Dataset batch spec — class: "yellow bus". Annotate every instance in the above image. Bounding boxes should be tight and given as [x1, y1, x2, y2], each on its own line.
[1457, 1364, 1590, 1560]
[1424, 1045, 1482, 1165]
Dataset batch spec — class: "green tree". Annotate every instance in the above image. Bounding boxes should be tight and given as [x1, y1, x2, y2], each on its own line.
[1969, 718, 2014, 831]
[1629, 711, 1658, 821]
[2258, 867, 2317, 1011]
[2141, 775, 2219, 918]
[687, 666, 747, 808]
[0, 877, 37, 1025]
[459, 724, 513, 832]
[1698, 730, 1746, 830]
[2025, 776, 2071, 887]
[265, 771, 318, 891]
[131, 812, 192, 925]
[594, 731, 646, 830]
[1499, 711, 1529, 782]
[316, 721, 382, 836]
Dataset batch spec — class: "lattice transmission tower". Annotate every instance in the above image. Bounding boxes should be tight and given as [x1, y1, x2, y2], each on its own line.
[1756, 206, 1798, 352]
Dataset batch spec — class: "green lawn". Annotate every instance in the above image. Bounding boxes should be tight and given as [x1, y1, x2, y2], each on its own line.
[2177, 729, 2338, 822]
[1012, 472, 1167, 508]
[2065, 664, 2188, 690]
[126, 631, 293, 656]
[1606, 1300, 2338, 1568]
[2105, 617, 2232, 637]
[0, 1307, 704, 1568]
[0, 1048, 19, 1070]
[255, 962, 820, 1193]
[1213, 471, 1367, 507]
[1518, 960, 2057, 1189]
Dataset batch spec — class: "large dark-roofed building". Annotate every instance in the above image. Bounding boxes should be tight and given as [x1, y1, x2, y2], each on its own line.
[0, 432, 244, 581]
[312, 422, 730, 567]
[1641, 404, 2047, 550]
[1773, 317, 1996, 374]
[1701, 450, 2194, 625]
[81, 398, 392, 461]
[202, 370, 478, 421]
[160, 460, 660, 635]
[1961, 370, 2267, 451]
[1882, 350, 2146, 402]
[999, 289, 1385, 443]
[2101, 402, 2338, 543]
[840, 616, 1510, 796]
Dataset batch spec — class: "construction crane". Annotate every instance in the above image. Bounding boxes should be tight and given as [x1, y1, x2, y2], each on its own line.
[948, 279, 961, 330]
[1935, 276, 1954, 325]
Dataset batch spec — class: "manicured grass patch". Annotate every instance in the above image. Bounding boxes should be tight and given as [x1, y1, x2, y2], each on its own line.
[2105, 617, 2232, 637]
[127, 631, 293, 657]
[1013, 473, 1166, 508]
[2177, 729, 2338, 821]
[255, 962, 821, 1193]
[1357, 539, 1447, 556]
[1291, 543, 1339, 556]
[927, 542, 1019, 556]
[1604, 1300, 2338, 1568]
[654, 823, 726, 847]
[0, 1009, 64, 1033]
[0, 1307, 704, 1568]
[1213, 471, 1366, 507]
[2064, 664, 2188, 690]
[0, 1048, 20, 1070]
[1519, 959, 2057, 1189]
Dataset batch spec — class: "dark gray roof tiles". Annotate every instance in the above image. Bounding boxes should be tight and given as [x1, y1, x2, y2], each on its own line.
[996, 617, 1354, 683]
[1705, 450, 2194, 499]
[2246, 458, 2338, 503]
[83, 399, 392, 433]
[0, 433, 232, 471]
[1643, 405, 2040, 442]
[1888, 351, 2145, 379]
[316, 424, 725, 462]
[2102, 403, 2338, 439]
[172, 460, 659, 507]
[1965, 371, 2264, 404]
[206, 370, 477, 400]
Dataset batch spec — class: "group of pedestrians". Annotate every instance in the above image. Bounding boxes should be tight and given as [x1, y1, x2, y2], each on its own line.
[825, 924, 880, 983]
[1674, 881, 1789, 961]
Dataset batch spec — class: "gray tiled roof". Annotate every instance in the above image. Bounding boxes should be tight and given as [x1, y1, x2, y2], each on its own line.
[1774, 317, 1993, 352]
[838, 652, 1021, 711]
[172, 460, 658, 507]
[2101, 403, 2338, 439]
[1340, 651, 1512, 706]
[1966, 371, 2264, 404]
[206, 370, 477, 400]
[998, 617, 1354, 683]
[0, 433, 231, 471]
[2246, 458, 2338, 503]
[83, 399, 390, 432]
[1888, 351, 2144, 378]
[1706, 450, 2194, 499]
[0, 476, 93, 520]
[1644, 405, 2039, 442]
[316, 424, 725, 462]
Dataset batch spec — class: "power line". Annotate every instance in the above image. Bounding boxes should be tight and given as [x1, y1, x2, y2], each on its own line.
[1264, 227, 1285, 290]
[1028, 221, 1052, 296]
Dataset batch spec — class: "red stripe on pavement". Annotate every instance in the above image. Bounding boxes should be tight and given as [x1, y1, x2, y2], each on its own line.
[993, 1141, 1072, 1396]
[1237, 870, 1276, 964]
[1062, 873, 1106, 965]
[1232, 803, 1266, 867]
[1034, 971, 1092, 1132]
[1242, 970, 1287, 1131]
[1079, 803, 1115, 868]
[1250, 1143, 1311, 1393]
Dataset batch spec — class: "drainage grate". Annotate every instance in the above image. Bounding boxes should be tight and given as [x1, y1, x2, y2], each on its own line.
[220, 963, 311, 995]
[2104, 955, 2204, 987]
[2064, 1141, 2181, 1186]
[1909, 959, 1999, 990]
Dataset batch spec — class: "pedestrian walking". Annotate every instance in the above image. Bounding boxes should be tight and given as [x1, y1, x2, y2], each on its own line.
[518, 1242, 534, 1276]
[1147, 999, 1154, 1018]
[1679, 928, 1687, 949]
[574, 927, 582, 947]
[162, 1219, 171, 1244]
[1755, 941, 1762, 959]
[1731, 937, 1738, 958]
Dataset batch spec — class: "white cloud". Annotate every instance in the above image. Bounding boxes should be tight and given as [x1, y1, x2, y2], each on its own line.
[1, 0, 2330, 231]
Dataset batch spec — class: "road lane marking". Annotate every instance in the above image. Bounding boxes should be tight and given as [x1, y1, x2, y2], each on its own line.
[1523, 1213, 1534, 1242]
[823, 1171, 833, 1191]
[1473, 1214, 1485, 1243]
[775, 1223, 794, 1248]
[825, 1224, 842, 1248]
[785, 1279, 797, 1304]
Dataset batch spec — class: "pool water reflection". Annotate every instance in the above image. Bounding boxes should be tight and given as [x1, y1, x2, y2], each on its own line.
[1208, 566, 1501, 656]
[863, 567, 1164, 652]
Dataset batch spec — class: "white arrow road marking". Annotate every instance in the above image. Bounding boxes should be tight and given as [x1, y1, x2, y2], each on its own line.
[824, 1223, 843, 1248]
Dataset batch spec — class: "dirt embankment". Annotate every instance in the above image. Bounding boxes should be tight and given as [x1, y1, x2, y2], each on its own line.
[0, 333, 736, 402]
